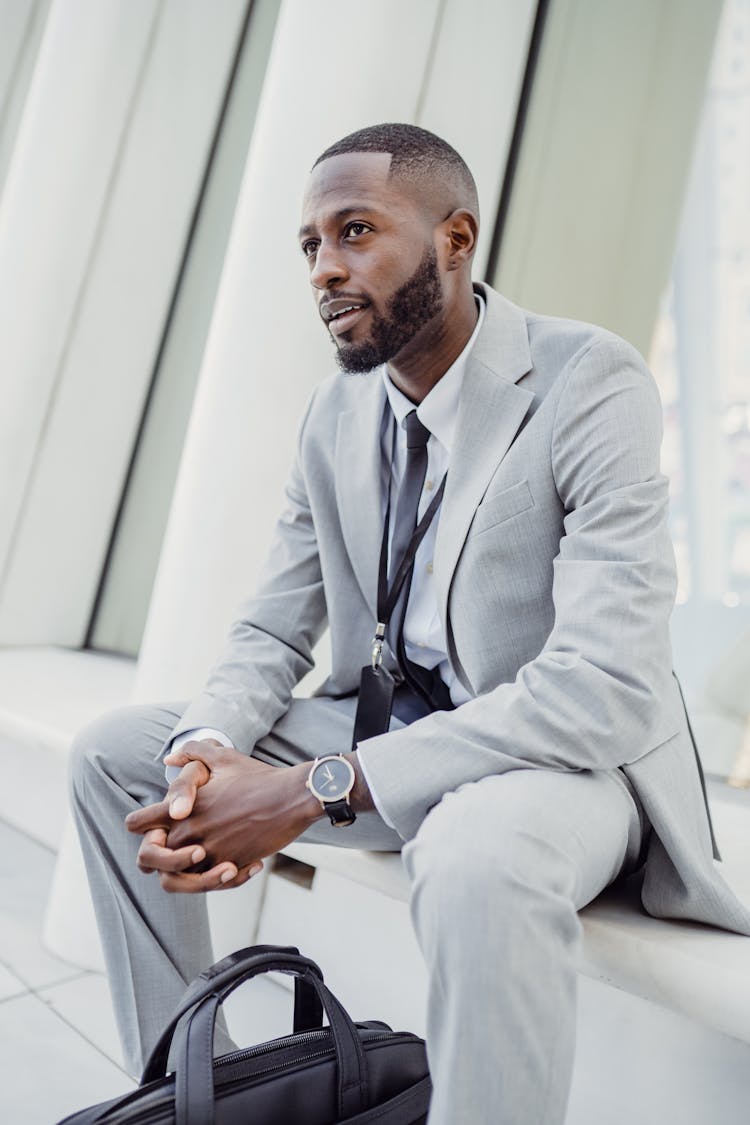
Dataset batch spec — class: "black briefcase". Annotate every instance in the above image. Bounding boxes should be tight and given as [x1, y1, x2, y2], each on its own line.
[58, 944, 431, 1124]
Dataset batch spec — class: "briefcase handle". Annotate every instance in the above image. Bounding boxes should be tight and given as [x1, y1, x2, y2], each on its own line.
[143, 944, 369, 1125]
[143, 944, 323, 1081]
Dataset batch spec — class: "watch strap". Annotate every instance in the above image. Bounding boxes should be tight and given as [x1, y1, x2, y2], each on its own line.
[325, 798, 356, 827]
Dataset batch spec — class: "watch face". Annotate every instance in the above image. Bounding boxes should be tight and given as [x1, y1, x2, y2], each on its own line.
[310, 757, 353, 802]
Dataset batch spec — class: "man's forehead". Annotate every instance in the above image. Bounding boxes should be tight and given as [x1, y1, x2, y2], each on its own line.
[300, 150, 418, 226]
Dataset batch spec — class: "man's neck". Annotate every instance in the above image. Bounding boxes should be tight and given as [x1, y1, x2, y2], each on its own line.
[386, 289, 479, 404]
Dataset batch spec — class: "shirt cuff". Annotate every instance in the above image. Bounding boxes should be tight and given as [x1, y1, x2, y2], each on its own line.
[164, 727, 234, 783]
[356, 743, 397, 830]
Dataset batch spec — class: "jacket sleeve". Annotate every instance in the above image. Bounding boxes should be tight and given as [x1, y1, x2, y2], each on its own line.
[170, 389, 328, 754]
[357, 336, 681, 841]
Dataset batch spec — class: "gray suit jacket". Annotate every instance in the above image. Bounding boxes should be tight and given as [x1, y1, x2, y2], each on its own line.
[175, 283, 750, 935]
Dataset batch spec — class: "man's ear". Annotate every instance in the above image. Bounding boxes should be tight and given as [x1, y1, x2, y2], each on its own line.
[440, 209, 478, 270]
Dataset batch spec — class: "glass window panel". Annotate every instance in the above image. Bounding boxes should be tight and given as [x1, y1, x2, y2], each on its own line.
[651, 0, 750, 785]
[651, 0, 750, 608]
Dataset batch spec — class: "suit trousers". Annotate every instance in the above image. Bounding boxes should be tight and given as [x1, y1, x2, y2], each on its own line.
[70, 696, 644, 1125]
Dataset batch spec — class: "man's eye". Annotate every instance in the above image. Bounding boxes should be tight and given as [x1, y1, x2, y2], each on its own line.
[344, 222, 370, 239]
[301, 240, 319, 258]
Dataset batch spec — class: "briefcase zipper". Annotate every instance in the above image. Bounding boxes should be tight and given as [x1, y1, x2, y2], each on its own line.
[102, 1030, 416, 1123]
[216, 1025, 400, 1066]
[217, 1027, 333, 1065]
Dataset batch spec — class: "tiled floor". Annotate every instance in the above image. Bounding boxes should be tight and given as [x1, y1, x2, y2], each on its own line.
[0, 816, 297, 1124]
[0, 817, 135, 1123]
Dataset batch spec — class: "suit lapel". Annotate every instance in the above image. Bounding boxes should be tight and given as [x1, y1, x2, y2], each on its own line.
[435, 286, 535, 632]
[335, 374, 387, 618]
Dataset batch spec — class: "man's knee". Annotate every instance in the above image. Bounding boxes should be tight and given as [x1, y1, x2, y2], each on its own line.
[403, 774, 581, 931]
[69, 702, 180, 807]
[70, 707, 130, 795]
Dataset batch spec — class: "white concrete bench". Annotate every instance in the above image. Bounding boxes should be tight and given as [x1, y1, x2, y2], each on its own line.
[0, 646, 137, 850]
[2, 644, 750, 1122]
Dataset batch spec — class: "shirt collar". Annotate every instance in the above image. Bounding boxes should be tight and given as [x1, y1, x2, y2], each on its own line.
[381, 293, 485, 454]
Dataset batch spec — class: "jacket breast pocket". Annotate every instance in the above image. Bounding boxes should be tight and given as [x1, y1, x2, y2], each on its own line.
[471, 479, 534, 537]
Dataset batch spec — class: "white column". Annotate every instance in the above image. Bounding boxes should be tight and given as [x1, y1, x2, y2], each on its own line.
[0, 0, 159, 614]
[133, 0, 436, 700]
[133, 0, 535, 702]
[0, 0, 248, 647]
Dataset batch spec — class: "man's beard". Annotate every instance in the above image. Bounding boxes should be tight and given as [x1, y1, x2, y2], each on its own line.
[333, 246, 443, 374]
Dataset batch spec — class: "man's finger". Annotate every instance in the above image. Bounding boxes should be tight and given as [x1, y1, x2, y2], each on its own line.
[137, 829, 206, 875]
[159, 861, 240, 894]
[166, 759, 210, 820]
[160, 859, 264, 894]
[164, 740, 228, 772]
[126, 798, 171, 835]
[136, 827, 167, 873]
[210, 860, 265, 891]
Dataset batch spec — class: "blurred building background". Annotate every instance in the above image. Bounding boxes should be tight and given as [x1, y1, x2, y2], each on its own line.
[1, 1, 749, 1121]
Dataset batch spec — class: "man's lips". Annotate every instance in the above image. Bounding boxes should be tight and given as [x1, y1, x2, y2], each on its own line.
[328, 306, 370, 336]
[320, 296, 370, 333]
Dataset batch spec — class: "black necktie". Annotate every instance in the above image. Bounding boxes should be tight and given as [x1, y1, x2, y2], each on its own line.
[389, 411, 430, 615]
[388, 411, 454, 712]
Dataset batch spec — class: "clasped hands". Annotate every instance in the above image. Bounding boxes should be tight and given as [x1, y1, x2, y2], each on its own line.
[125, 740, 321, 893]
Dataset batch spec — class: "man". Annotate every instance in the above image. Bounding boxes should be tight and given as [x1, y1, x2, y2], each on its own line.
[71, 124, 750, 1125]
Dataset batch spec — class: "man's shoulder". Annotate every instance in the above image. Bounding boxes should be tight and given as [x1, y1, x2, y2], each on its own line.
[527, 310, 646, 375]
[479, 283, 646, 373]
[473, 286, 659, 441]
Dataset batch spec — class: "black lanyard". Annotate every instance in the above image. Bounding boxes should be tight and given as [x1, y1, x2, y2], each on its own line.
[370, 473, 447, 667]
[350, 421, 447, 750]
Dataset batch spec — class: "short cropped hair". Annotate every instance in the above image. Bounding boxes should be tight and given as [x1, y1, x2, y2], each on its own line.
[313, 123, 479, 215]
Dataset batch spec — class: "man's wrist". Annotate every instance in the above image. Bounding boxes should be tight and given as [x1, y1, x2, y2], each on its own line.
[288, 761, 326, 824]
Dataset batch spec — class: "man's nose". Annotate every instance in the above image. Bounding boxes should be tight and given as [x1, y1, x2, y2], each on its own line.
[310, 242, 348, 290]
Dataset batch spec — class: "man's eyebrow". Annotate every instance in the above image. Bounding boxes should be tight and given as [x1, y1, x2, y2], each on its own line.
[297, 205, 379, 240]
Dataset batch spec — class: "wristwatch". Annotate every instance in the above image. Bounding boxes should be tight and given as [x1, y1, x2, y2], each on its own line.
[306, 755, 356, 827]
